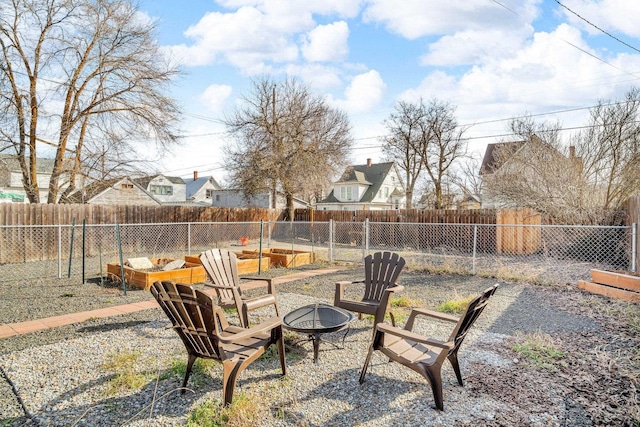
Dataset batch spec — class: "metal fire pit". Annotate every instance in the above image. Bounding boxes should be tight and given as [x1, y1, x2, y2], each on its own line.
[283, 303, 355, 363]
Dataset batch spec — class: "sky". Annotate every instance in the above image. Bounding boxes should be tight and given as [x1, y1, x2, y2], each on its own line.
[137, 0, 640, 184]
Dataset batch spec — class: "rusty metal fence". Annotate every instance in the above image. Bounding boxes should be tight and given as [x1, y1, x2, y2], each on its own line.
[0, 220, 635, 285]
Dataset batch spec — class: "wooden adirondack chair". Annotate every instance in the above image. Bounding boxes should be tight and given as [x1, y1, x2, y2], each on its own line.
[334, 251, 406, 327]
[150, 280, 286, 406]
[359, 284, 499, 411]
[200, 248, 280, 328]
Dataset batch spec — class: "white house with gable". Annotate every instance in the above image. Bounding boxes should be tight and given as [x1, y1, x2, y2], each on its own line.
[316, 159, 405, 210]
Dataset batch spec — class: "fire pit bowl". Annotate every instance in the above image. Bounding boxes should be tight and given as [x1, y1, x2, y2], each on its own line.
[283, 303, 355, 362]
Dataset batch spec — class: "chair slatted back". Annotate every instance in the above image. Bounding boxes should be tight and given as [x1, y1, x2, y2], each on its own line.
[200, 249, 241, 304]
[151, 281, 225, 360]
[363, 252, 406, 302]
[448, 285, 499, 353]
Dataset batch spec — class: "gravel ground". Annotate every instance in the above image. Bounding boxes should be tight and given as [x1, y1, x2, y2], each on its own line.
[1, 263, 639, 426]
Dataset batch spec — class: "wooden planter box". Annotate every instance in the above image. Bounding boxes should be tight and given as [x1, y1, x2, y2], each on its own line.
[185, 253, 270, 275]
[577, 269, 640, 303]
[243, 248, 314, 268]
[106, 258, 206, 291]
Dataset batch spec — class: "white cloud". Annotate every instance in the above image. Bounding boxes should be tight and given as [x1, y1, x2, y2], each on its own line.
[199, 84, 233, 113]
[422, 28, 530, 66]
[561, 0, 640, 38]
[330, 70, 386, 113]
[400, 23, 640, 141]
[302, 21, 349, 62]
[284, 63, 343, 89]
[167, 6, 301, 70]
[363, 0, 541, 40]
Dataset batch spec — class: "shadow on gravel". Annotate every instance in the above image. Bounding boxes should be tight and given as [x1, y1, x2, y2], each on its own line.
[76, 320, 149, 333]
[488, 287, 601, 335]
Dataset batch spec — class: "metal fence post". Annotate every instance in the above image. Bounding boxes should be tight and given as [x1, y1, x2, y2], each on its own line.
[329, 219, 334, 262]
[187, 223, 191, 255]
[57, 225, 62, 279]
[472, 224, 478, 275]
[364, 219, 370, 259]
[632, 223, 637, 272]
[268, 220, 272, 248]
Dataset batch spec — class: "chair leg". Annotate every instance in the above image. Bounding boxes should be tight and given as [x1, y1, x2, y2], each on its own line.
[276, 330, 287, 376]
[240, 306, 250, 329]
[222, 361, 243, 406]
[424, 366, 444, 411]
[359, 345, 375, 384]
[448, 352, 464, 386]
[181, 354, 198, 394]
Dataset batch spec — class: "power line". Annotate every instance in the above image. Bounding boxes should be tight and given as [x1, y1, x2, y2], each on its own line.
[490, 0, 640, 80]
[554, 0, 640, 54]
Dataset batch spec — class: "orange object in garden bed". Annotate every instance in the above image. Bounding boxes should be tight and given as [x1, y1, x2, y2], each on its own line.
[243, 248, 315, 268]
[577, 269, 640, 303]
[185, 252, 269, 275]
[106, 258, 206, 290]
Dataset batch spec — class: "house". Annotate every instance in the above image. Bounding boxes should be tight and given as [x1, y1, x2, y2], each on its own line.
[64, 177, 161, 205]
[315, 159, 405, 211]
[0, 154, 71, 203]
[185, 171, 222, 205]
[134, 174, 186, 204]
[479, 136, 581, 208]
[210, 189, 309, 209]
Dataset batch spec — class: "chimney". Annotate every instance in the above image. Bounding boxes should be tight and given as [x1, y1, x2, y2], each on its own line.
[366, 158, 372, 167]
[569, 146, 575, 158]
[193, 171, 198, 180]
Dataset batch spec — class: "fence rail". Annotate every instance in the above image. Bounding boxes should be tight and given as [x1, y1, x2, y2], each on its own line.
[0, 220, 634, 286]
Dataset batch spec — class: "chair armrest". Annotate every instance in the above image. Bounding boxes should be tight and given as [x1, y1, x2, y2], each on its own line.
[240, 276, 275, 294]
[376, 323, 453, 350]
[334, 280, 364, 305]
[218, 317, 282, 343]
[405, 307, 459, 331]
[372, 284, 405, 325]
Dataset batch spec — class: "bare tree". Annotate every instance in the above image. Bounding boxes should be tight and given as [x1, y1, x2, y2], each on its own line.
[484, 90, 640, 225]
[575, 88, 640, 214]
[224, 76, 353, 220]
[381, 100, 428, 208]
[0, 0, 181, 203]
[483, 116, 590, 222]
[453, 152, 484, 197]
[421, 100, 468, 209]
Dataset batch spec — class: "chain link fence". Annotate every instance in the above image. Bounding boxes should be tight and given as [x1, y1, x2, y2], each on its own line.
[0, 220, 635, 285]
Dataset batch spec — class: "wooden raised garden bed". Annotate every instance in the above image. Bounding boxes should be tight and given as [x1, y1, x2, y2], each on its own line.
[577, 269, 640, 303]
[184, 252, 270, 275]
[106, 258, 206, 291]
[243, 248, 314, 268]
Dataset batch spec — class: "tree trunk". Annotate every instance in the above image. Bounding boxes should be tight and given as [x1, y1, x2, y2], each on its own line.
[286, 192, 294, 221]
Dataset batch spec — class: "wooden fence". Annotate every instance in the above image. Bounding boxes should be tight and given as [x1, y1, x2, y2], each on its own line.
[0, 203, 284, 225]
[294, 208, 498, 224]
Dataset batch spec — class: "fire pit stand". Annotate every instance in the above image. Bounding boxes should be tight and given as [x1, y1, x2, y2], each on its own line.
[282, 303, 355, 363]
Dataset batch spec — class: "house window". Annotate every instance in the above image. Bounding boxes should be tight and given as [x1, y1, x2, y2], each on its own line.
[215, 195, 220, 201]
[384, 187, 389, 197]
[346, 187, 352, 200]
[151, 185, 173, 195]
[120, 183, 133, 189]
[206, 189, 214, 199]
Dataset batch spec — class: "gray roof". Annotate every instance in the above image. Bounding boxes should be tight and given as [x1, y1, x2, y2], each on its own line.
[185, 176, 220, 198]
[135, 174, 185, 189]
[64, 177, 159, 204]
[0, 154, 57, 174]
[320, 161, 398, 204]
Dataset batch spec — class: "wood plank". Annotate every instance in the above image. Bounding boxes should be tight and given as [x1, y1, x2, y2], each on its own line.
[578, 280, 640, 303]
[590, 269, 640, 292]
